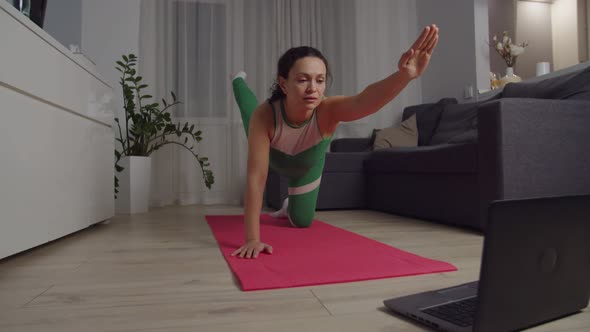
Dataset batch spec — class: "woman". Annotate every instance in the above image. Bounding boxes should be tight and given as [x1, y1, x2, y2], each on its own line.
[231, 25, 439, 259]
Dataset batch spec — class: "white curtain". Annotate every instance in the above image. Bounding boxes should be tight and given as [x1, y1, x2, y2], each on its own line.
[139, 0, 421, 207]
[139, 0, 241, 207]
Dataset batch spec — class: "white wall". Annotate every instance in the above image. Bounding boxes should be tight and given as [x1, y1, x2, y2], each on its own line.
[474, 0, 491, 94]
[45, 0, 141, 118]
[416, 0, 481, 103]
[587, 0, 590, 60]
[81, 0, 141, 121]
[578, 0, 587, 62]
[43, 0, 82, 49]
[488, 0, 516, 77]
[552, 0, 579, 71]
[516, 1, 554, 79]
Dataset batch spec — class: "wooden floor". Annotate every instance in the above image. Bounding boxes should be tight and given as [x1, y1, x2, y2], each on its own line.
[0, 205, 588, 332]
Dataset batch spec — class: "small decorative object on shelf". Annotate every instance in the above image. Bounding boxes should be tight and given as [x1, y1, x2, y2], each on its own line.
[11, 0, 30, 17]
[536, 61, 551, 76]
[490, 31, 529, 88]
[489, 72, 501, 90]
[500, 66, 522, 87]
[10, 0, 46, 28]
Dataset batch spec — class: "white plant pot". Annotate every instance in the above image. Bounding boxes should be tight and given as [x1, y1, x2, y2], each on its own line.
[115, 156, 152, 214]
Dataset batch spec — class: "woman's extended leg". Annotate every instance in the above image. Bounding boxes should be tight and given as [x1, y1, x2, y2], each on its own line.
[231, 72, 258, 136]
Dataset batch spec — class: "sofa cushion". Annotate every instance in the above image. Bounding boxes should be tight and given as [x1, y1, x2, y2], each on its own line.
[447, 129, 478, 144]
[330, 138, 372, 152]
[502, 65, 590, 100]
[372, 114, 418, 150]
[323, 152, 372, 172]
[364, 143, 477, 174]
[402, 97, 458, 146]
[429, 103, 478, 145]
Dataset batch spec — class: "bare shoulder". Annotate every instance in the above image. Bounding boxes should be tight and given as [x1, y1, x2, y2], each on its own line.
[319, 95, 348, 109]
[250, 101, 275, 139]
[317, 96, 351, 137]
[252, 101, 273, 126]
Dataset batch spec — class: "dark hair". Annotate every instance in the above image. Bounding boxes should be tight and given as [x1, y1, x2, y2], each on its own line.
[269, 46, 332, 102]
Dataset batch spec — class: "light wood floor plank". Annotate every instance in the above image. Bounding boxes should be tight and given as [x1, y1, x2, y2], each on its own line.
[0, 205, 586, 332]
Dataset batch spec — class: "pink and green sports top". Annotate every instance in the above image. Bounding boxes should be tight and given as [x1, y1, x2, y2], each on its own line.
[268, 99, 332, 184]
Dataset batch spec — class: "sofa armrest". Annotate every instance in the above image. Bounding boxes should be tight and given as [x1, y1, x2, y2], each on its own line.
[477, 98, 590, 227]
[330, 138, 372, 152]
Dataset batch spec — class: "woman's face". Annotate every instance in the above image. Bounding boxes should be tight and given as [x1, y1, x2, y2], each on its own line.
[280, 56, 327, 112]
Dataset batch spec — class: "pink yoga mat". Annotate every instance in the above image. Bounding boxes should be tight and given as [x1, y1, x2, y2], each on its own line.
[206, 214, 456, 291]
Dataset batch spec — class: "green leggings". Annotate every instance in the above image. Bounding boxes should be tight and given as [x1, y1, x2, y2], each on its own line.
[232, 77, 327, 228]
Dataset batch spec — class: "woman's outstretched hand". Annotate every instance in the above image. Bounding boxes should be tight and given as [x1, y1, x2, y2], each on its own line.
[399, 24, 439, 80]
[231, 240, 273, 259]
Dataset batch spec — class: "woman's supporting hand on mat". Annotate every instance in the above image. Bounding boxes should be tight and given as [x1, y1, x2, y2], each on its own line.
[231, 240, 274, 259]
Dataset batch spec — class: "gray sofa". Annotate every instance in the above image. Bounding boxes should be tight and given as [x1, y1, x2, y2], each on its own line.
[265, 63, 590, 231]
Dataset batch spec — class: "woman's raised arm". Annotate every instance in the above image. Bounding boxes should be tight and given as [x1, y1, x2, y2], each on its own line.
[320, 24, 439, 124]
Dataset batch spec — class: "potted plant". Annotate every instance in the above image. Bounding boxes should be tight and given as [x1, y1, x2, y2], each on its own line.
[114, 54, 214, 213]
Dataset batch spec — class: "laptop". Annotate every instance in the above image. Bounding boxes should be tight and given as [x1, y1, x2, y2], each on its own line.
[383, 195, 590, 332]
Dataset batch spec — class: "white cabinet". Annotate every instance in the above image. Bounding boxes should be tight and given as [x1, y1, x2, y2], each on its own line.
[0, 2, 114, 259]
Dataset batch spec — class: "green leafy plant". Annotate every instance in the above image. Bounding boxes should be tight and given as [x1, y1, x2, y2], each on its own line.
[114, 53, 214, 197]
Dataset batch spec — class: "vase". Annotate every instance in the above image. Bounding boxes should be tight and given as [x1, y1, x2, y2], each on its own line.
[115, 156, 152, 214]
[499, 67, 522, 88]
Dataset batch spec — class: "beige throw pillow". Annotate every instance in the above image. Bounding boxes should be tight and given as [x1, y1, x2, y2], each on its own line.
[372, 114, 418, 150]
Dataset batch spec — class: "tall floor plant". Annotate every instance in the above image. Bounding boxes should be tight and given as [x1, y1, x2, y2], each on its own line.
[114, 54, 214, 197]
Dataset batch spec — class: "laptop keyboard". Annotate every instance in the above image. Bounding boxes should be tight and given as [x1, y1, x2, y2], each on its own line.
[421, 296, 478, 327]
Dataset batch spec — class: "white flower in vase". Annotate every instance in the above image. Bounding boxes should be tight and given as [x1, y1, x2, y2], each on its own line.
[489, 31, 529, 87]
[510, 46, 525, 57]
